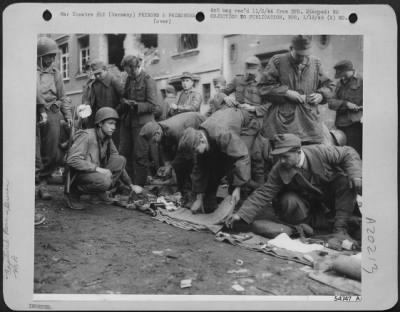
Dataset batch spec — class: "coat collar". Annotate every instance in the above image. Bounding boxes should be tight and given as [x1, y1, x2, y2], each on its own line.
[278, 146, 325, 184]
[339, 75, 361, 89]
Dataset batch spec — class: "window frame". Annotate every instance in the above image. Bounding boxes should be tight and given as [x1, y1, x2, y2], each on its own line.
[59, 43, 69, 80]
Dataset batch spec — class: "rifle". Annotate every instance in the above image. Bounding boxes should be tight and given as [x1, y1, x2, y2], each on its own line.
[64, 107, 77, 195]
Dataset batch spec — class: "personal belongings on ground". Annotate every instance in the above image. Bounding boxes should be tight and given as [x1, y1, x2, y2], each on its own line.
[268, 233, 325, 253]
[251, 220, 294, 238]
[180, 279, 192, 288]
[154, 195, 236, 233]
[231, 284, 245, 292]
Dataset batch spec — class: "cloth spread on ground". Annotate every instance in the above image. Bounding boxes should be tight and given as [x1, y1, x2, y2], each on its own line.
[154, 195, 235, 233]
[308, 270, 361, 295]
[268, 233, 325, 253]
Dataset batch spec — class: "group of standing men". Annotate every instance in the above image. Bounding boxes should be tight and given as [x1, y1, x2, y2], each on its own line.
[36, 34, 363, 246]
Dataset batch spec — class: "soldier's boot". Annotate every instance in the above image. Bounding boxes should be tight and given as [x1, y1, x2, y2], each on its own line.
[38, 179, 52, 200]
[90, 192, 114, 205]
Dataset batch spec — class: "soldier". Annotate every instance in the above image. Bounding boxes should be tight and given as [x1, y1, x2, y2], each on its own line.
[260, 35, 335, 144]
[65, 107, 143, 210]
[119, 54, 160, 186]
[161, 84, 177, 120]
[328, 60, 363, 158]
[37, 36, 72, 200]
[169, 72, 202, 116]
[206, 75, 227, 116]
[140, 112, 206, 198]
[177, 108, 252, 214]
[226, 133, 362, 248]
[82, 60, 124, 123]
[221, 56, 270, 186]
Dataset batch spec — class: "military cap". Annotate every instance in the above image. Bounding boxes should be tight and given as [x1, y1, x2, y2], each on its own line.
[181, 72, 194, 80]
[212, 75, 227, 86]
[245, 56, 261, 66]
[291, 35, 313, 56]
[271, 133, 302, 156]
[90, 60, 106, 74]
[334, 60, 354, 78]
[165, 84, 176, 95]
[178, 128, 201, 156]
[139, 121, 161, 141]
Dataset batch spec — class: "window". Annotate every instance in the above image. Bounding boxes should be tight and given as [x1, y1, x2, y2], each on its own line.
[229, 43, 238, 63]
[59, 43, 69, 79]
[177, 34, 198, 53]
[78, 36, 90, 73]
[318, 35, 330, 49]
[141, 34, 158, 49]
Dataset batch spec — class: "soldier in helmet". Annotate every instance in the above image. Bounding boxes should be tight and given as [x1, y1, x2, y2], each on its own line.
[65, 107, 143, 210]
[119, 54, 161, 186]
[37, 36, 72, 200]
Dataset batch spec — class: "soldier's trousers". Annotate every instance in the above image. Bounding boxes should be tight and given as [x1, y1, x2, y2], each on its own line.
[274, 175, 357, 230]
[73, 155, 127, 194]
[119, 123, 149, 186]
[37, 108, 64, 180]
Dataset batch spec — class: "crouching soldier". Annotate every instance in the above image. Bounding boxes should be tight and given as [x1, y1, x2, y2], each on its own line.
[65, 107, 143, 210]
[226, 133, 362, 247]
[178, 108, 251, 214]
[139, 112, 206, 197]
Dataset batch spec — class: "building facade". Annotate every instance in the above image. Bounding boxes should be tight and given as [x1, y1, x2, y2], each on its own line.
[44, 33, 363, 126]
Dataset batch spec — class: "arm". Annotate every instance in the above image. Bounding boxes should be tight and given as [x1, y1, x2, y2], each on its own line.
[315, 60, 335, 104]
[54, 70, 72, 120]
[190, 152, 209, 194]
[259, 56, 289, 98]
[218, 132, 251, 187]
[236, 165, 284, 224]
[136, 76, 158, 114]
[318, 145, 362, 180]
[66, 131, 97, 172]
[177, 92, 203, 112]
[328, 83, 348, 111]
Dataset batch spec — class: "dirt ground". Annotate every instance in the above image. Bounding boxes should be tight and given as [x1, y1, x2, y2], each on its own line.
[34, 183, 348, 296]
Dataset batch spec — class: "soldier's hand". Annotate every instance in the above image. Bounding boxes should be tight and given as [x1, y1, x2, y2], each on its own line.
[346, 101, 360, 111]
[349, 178, 362, 195]
[190, 198, 204, 214]
[170, 103, 178, 111]
[157, 165, 172, 178]
[130, 184, 143, 194]
[285, 90, 305, 103]
[40, 112, 48, 124]
[231, 187, 241, 206]
[308, 93, 323, 104]
[225, 213, 241, 229]
[239, 103, 256, 112]
[96, 167, 112, 178]
[224, 96, 236, 107]
[66, 119, 73, 128]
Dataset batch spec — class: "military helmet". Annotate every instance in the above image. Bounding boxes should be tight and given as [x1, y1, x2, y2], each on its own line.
[94, 107, 119, 125]
[37, 37, 59, 58]
[330, 129, 347, 146]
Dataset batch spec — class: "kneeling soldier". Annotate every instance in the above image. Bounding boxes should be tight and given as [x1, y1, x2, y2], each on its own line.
[65, 107, 142, 210]
[226, 133, 362, 246]
[140, 112, 206, 195]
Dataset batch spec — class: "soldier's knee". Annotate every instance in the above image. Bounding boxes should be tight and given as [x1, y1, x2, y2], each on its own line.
[279, 192, 309, 224]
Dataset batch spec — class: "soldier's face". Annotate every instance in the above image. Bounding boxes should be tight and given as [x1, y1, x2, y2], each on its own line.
[245, 64, 260, 76]
[214, 82, 225, 93]
[279, 151, 301, 169]
[195, 142, 208, 154]
[182, 78, 194, 90]
[153, 129, 162, 143]
[42, 54, 55, 68]
[100, 119, 117, 137]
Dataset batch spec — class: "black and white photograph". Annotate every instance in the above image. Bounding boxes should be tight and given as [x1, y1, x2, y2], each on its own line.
[34, 33, 364, 295]
[2, 3, 397, 311]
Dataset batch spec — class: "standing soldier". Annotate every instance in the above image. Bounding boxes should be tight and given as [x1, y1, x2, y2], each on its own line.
[206, 75, 227, 116]
[169, 72, 202, 116]
[328, 60, 363, 158]
[222, 56, 270, 186]
[260, 35, 335, 145]
[37, 36, 72, 200]
[119, 54, 160, 186]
